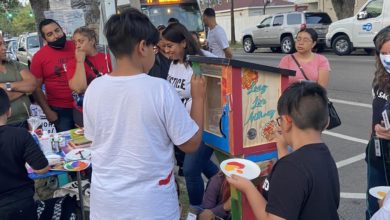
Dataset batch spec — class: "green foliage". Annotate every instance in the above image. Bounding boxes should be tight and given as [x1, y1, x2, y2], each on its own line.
[0, 1, 35, 36]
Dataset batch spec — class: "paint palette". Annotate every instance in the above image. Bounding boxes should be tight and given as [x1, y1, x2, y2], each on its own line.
[74, 129, 84, 135]
[64, 160, 90, 172]
[369, 186, 390, 200]
[220, 158, 261, 180]
[65, 149, 91, 161]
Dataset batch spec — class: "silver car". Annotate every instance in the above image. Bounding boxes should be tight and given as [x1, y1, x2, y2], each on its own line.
[17, 32, 40, 68]
[241, 11, 332, 54]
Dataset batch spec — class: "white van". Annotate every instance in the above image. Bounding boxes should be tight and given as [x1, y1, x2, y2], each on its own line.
[326, 0, 390, 55]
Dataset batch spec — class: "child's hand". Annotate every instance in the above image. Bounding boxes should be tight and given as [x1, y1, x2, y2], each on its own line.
[198, 209, 215, 220]
[375, 122, 390, 140]
[226, 174, 254, 194]
[190, 74, 206, 100]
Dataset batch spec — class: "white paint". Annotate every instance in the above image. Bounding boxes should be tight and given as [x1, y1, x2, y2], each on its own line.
[323, 130, 369, 145]
[340, 192, 366, 199]
[329, 98, 372, 109]
[336, 153, 366, 168]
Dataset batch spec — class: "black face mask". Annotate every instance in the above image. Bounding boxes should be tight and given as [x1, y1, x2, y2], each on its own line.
[47, 34, 67, 49]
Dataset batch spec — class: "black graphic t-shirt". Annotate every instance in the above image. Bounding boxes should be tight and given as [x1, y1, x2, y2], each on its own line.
[262, 143, 340, 220]
[166, 63, 193, 113]
[372, 86, 389, 132]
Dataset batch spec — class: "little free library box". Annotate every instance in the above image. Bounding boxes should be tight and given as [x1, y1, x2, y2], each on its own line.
[189, 55, 295, 161]
[189, 55, 295, 220]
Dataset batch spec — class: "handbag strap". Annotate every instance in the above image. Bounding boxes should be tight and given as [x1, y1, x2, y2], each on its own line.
[84, 58, 102, 77]
[291, 54, 309, 81]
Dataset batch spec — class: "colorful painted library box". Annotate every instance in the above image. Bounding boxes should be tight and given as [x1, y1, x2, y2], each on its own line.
[189, 55, 295, 220]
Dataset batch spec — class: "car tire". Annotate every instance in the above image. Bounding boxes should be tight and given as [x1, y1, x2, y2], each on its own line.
[332, 35, 352, 56]
[281, 36, 295, 54]
[270, 47, 281, 53]
[243, 37, 255, 53]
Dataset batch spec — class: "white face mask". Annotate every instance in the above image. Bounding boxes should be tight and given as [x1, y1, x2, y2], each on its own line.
[380, 54, 390, 73]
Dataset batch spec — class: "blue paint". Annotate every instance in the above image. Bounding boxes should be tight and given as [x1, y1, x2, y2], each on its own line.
[250, 96, 267, 110]
[244, 109, 276, 125]
[245, 151, 278, 162]
[362, 23, 372, 31]
[203, 103, 230, 154]
[247, 84, 268, 95]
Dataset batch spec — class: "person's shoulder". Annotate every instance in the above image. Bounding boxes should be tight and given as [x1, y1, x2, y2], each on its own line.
[1, 126, 28, 138]
[65, 40, 75, 50]
[315, 53, 329, 61]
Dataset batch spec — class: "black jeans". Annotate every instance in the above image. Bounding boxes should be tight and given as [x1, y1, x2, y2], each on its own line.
[50, 106, 75, 132]
[365, 137, 390, 219]
[0, 197, 37, 220]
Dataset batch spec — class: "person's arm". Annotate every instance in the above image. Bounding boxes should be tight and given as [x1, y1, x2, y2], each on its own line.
[32, 78, 58, 123]
[178, 74, 205, 153]
[68, 49, 87, 93]
[375, 123, 390, 139]
[6, 91, 24, 101]
[317, 55, 331, 88]
[227, 175, 284, 220]
[223, 47, 233, 59]
[22, 130, 49, 174]
[0, 69, 37, 93]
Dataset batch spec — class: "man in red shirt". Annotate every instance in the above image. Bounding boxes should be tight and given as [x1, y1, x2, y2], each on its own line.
[30, 19, 75, 132]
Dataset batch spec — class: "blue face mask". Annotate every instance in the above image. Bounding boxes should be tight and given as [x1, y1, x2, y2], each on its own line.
[380, 54, 390, 73]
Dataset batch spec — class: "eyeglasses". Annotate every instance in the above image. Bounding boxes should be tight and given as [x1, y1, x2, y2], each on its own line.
[276, 116, 282, 126]
[295, 38, 313, 43]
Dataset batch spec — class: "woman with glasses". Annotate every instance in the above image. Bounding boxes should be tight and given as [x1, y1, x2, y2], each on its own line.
[66, 27, 112, 127]
[278, 28, 330, 88]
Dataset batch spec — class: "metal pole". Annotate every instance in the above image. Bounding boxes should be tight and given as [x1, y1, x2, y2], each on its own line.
[77, 171, 85, 220]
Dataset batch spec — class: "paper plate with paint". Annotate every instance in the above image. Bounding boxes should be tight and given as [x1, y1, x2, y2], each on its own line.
[74, 129, 84, 135]
[369, 186, 390, 200]
[220, 158, 261, 180]
[65, 149, 91, 161]
[64, 160, 91, 172]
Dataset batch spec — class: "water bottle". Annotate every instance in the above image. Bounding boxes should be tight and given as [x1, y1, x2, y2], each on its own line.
[40, 131, 53, 155]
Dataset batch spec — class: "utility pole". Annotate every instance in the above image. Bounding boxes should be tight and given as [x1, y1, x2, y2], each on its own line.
[230, 0, 235, 44]
[263, 0, 271, 15]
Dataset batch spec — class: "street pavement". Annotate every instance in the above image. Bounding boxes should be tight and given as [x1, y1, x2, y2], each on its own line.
[232, 48, 375, 220]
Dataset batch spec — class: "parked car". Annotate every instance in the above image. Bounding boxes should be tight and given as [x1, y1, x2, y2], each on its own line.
[326, 0, 389, 56]
[16, 32, 40, 68]
[241, 11, 332, 54]
[5, 37, 18, 61]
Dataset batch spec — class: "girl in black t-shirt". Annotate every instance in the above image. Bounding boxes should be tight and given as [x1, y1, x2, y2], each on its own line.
[366, 26, 390, 219]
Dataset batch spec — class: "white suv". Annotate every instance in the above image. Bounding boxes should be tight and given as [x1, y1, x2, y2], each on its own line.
[241, 11, 332, 54]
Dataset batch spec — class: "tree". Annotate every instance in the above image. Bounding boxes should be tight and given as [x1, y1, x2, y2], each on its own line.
[331, 0, 356, 20]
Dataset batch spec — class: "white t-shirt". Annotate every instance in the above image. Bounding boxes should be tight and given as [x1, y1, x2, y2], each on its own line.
[167, 62, 193, 113]
[207, 25, 229, 58]
[83, 74, 198, 220]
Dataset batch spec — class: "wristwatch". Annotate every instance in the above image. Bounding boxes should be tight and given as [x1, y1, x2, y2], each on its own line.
[5, 82, 11, 91]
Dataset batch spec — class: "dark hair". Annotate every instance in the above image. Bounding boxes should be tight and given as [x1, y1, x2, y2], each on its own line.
[203, 8, 215, 17]
[297, 28, 318, 42]
[0, 88, 10, 116]
[39, 19, 62, 39]
[168, 17, 179, 24]
[277, 81, 329, 131]
[104, 8, 159, 59]
[373, 26, 390, 94]
[73, 26, 97, 44]
[157, 24, 166, 31]
[162, 23, 203, 64]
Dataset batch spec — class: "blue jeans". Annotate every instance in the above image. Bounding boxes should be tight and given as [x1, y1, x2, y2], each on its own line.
[365, 137, 390, 219]
[50, 106, 75, 132]
[183, 142, 219, 206]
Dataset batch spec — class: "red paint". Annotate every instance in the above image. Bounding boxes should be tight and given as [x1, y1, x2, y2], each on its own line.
[231, 67, 243, 155]
[227, 161, 245, 169]
[158, 170, 173, 186]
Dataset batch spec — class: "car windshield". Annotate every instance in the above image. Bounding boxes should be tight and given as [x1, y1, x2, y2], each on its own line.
[305, 13, 332, 24]
[141, 3, 204, 32]
[27, 36, 40, 49]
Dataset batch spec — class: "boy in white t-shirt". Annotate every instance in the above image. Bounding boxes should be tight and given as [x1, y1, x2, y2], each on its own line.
[83, 8, 206, 220]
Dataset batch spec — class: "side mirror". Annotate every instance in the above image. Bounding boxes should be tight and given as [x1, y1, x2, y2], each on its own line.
[357, 11, 368, 20]
[257, 24, 265, 28]
[18, 47, 26, 52]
